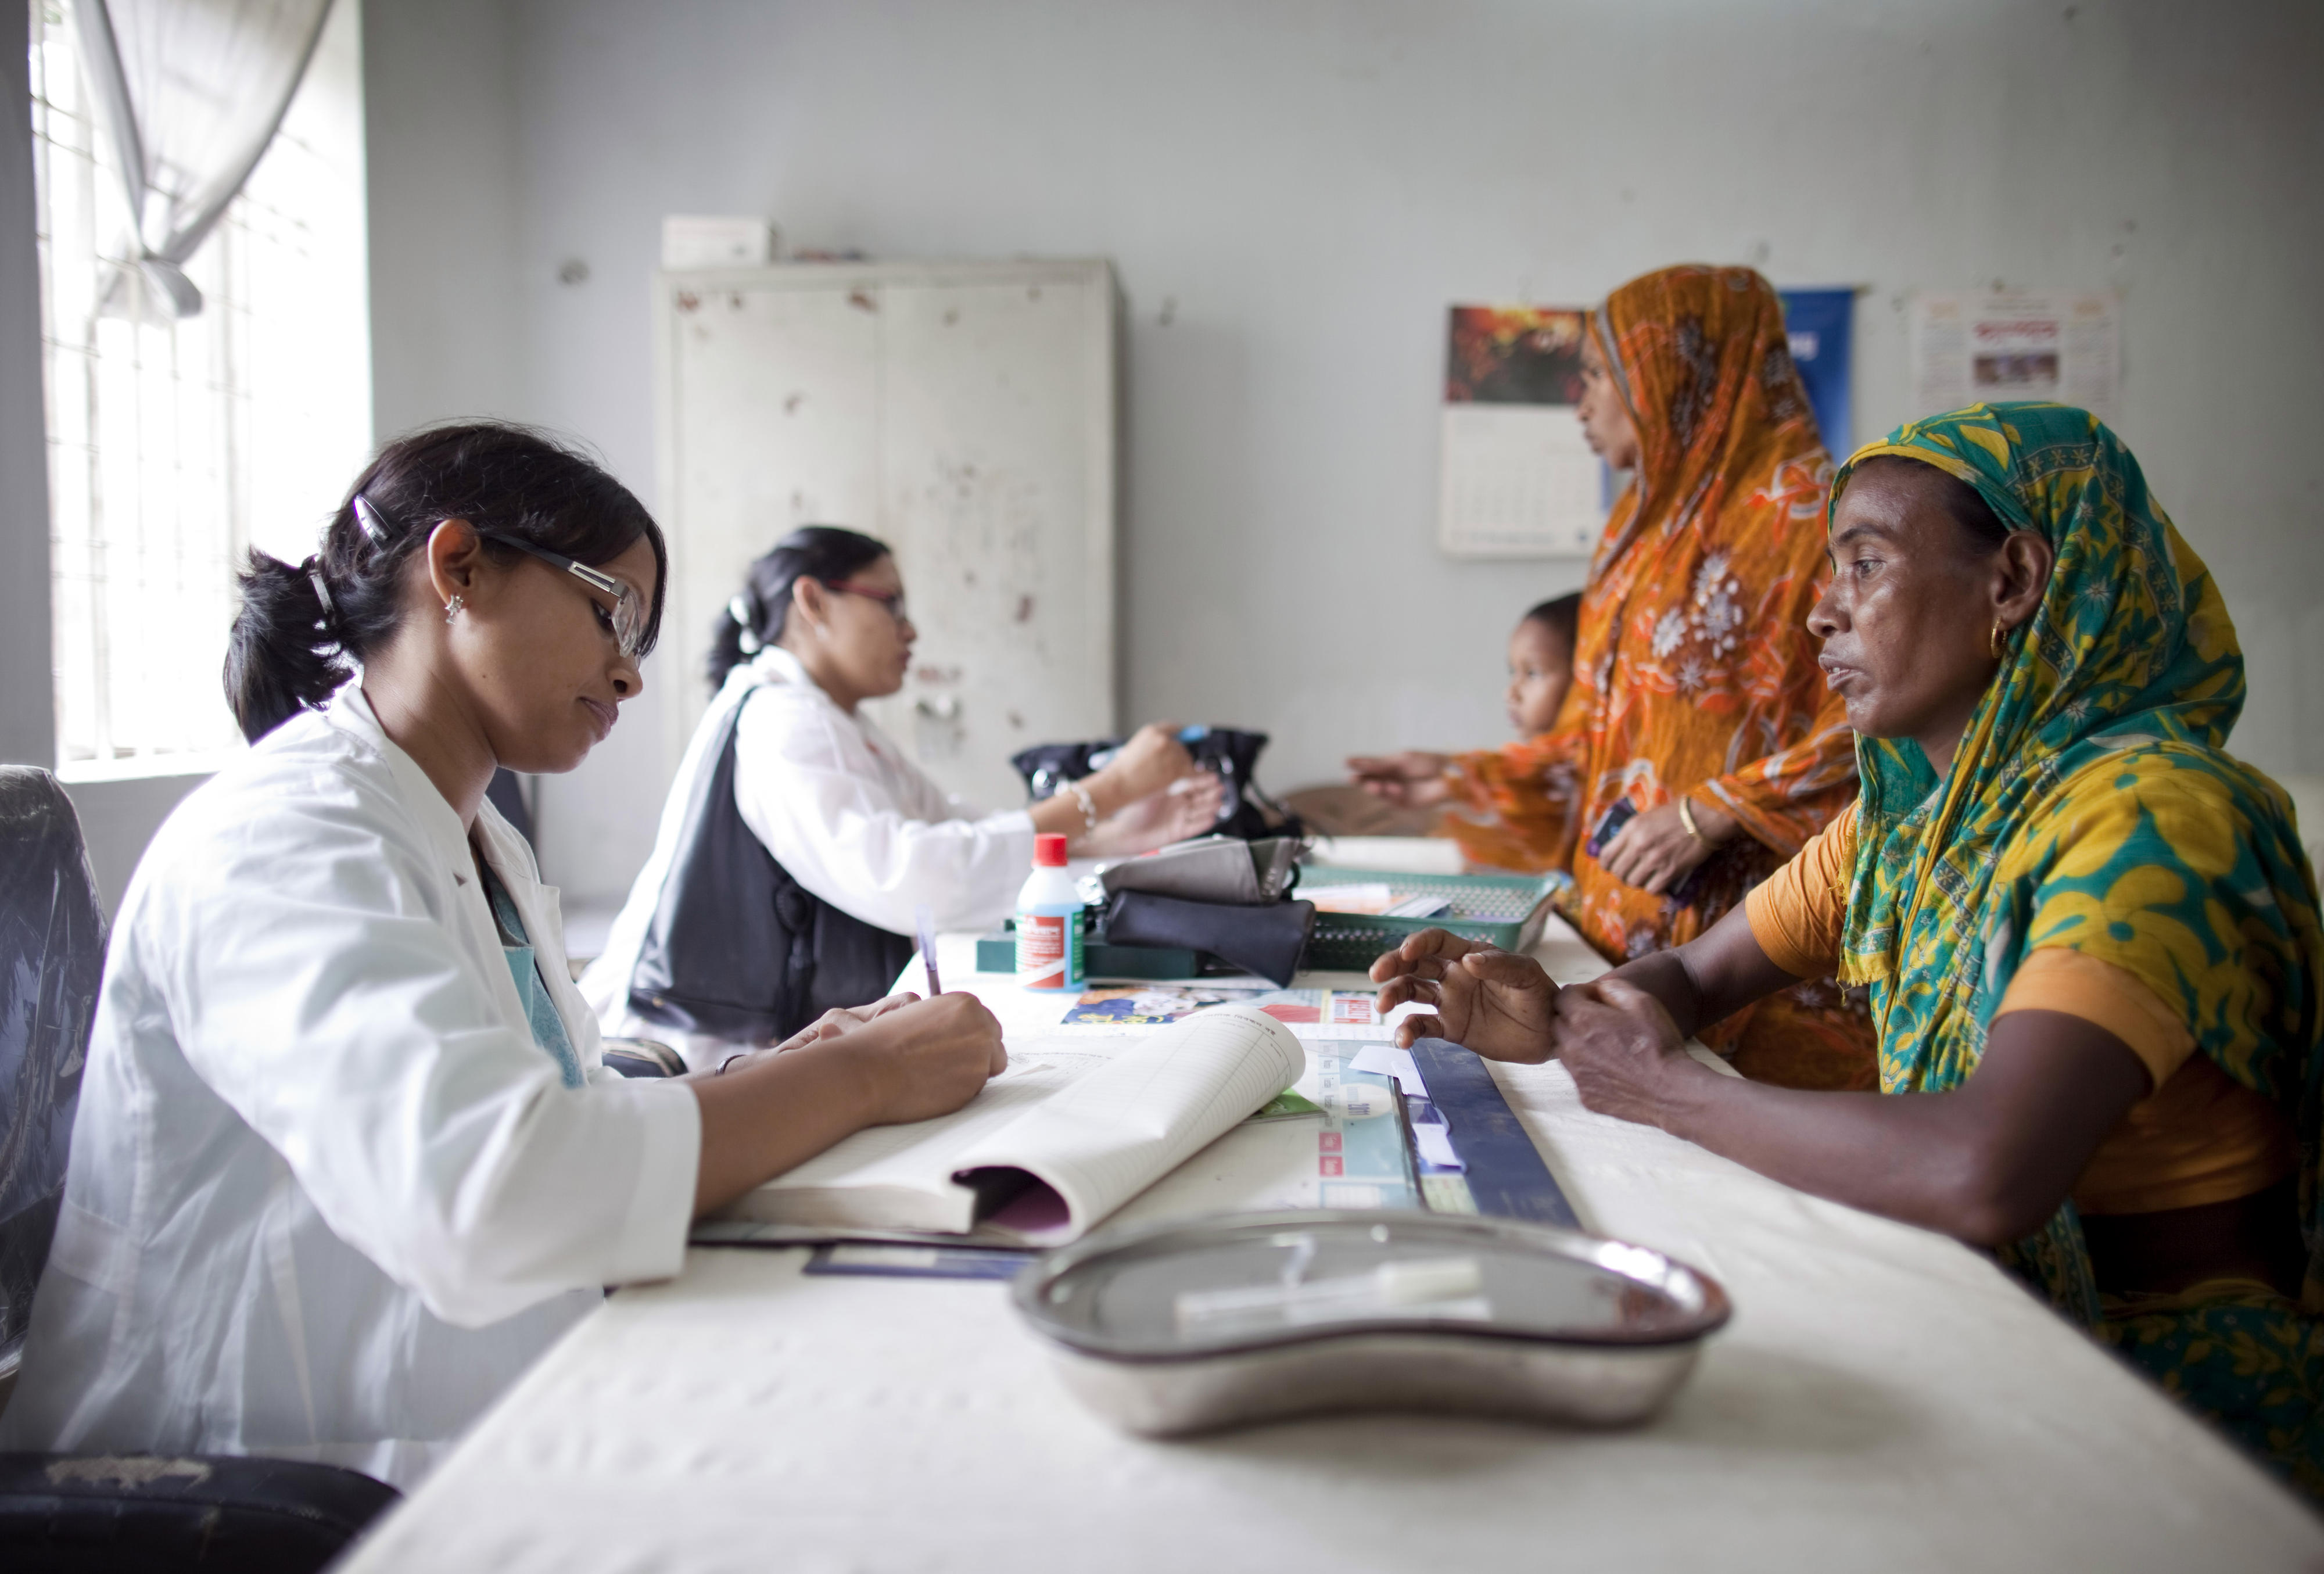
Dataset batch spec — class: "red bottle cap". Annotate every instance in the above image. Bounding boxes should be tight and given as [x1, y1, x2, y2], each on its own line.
[1034, 833, 1070, 867]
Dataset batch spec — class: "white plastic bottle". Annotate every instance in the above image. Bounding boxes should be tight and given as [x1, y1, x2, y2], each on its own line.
[1014, 833, 1084, 991]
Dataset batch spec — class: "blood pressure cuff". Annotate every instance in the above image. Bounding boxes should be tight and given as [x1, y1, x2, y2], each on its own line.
[1010, 729, 1303, 842]
[1099, 834, 1301, 906]
[1102, 890, 1316, 988]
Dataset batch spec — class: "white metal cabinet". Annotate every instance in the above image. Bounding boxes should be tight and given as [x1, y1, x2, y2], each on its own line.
[652, 259, 1117, 811]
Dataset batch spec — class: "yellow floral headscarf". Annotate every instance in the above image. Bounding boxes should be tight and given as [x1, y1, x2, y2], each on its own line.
[1832, 402, 2324, 1320]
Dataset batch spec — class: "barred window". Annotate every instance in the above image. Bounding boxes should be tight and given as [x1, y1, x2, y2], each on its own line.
[28, 0, 370, 778]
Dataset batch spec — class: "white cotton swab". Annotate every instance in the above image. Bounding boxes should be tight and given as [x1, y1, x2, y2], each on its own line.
[1172, 1257, 1489, 1335]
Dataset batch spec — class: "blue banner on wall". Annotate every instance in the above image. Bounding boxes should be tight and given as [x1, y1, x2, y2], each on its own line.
[1778, 288, 1855, 458]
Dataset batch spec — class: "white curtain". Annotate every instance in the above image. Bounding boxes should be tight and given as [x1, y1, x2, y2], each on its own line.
[74, 0, 336, 318]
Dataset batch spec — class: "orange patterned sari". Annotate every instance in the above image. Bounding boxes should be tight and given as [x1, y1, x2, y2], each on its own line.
[1444, 266, 1874, 1089]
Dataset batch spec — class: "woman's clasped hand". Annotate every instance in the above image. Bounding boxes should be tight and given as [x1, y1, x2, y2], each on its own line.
[1369, 930, 1697, 1131]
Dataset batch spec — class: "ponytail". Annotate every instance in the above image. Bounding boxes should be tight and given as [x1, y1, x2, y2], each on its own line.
[704, 592, 755, 694]
[224, 421, 668, 742]
[223, 551, 352, 743]
[709, 525, 890, 690]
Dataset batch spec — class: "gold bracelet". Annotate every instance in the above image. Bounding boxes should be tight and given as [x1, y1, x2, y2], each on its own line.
[1676, 796, 1707, 845]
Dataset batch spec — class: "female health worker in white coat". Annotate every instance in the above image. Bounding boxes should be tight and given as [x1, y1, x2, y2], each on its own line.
[583, 526, 1221, 1065]
[0, 424, 1005, 1489]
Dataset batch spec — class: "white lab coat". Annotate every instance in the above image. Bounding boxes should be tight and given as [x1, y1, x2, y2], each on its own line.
[582, 647, 1034, 1063]
[0, 686, 701, 1489]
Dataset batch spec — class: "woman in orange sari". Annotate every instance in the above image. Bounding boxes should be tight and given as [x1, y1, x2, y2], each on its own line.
[1353, 264, 1872, 1089]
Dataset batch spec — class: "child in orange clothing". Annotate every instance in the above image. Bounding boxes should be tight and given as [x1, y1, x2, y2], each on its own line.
[1346, 593, 1579, 848]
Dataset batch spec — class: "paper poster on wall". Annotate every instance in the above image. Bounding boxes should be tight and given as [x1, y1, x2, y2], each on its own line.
[1437, 306, 1602, 558]
[1910, 290, 2121, 425]
[1778, 288, 1855, 457]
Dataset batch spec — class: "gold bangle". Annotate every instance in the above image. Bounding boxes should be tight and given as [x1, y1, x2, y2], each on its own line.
[1676, 796, 1707, 845]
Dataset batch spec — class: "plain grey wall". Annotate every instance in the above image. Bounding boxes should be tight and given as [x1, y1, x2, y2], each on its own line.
[366, 0, 522, 435]
[360, 0, 2324, 910]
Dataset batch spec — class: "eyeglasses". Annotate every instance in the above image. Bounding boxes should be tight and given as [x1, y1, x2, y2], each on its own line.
[827, 580, 910, 626]
[350, 496, 650, 659]
[474, 529, 648, 659]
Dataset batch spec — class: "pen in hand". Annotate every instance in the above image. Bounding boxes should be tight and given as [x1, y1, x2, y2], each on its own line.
[915, 904, 942, 996]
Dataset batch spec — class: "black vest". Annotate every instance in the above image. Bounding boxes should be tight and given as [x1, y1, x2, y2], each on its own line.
[628, 691, 914, 1044]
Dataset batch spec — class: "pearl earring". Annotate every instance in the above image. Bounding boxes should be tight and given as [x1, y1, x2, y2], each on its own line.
[444, 594, 465, 623]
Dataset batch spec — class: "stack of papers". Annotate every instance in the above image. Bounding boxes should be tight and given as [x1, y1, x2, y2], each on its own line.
[1297, 884, 1452, 919]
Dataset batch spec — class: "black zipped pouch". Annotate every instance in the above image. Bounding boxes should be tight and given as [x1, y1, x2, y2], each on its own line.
[1101, 890, 1317, 988]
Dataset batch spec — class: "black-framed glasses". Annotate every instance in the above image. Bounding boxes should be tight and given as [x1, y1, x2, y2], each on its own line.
[828, 580, 910, 627]
[475, 529, 647, 659]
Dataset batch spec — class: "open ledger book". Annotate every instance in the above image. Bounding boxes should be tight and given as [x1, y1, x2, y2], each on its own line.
[714, 1005, 1305, 1246]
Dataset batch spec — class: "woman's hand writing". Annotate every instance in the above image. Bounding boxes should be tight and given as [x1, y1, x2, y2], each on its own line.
[838, 991, 1010, 1125]
[1347, 751, 1452, 808]
[687, 992, 1006, 1215]
[712, 993, 922, 1074]
[1596, 796, 1738, 895]
[1369, 928, 1558, 1062]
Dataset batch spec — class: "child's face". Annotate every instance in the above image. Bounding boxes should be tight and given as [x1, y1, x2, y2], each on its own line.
[1506, 617, 1573, 735]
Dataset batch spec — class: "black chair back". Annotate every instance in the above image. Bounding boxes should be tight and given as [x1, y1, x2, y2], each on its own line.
[0, 769, 104, 1373]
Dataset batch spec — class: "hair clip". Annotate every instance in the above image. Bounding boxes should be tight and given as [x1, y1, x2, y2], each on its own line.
[306, 561, 336, 621]
[731, 594, 763, 654]
[352, 494, 390, 547]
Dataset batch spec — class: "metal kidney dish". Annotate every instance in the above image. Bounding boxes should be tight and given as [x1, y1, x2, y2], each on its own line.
[1012, 1210, 1731, 1437]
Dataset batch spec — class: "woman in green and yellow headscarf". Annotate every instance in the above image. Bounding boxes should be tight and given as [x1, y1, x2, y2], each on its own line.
[1372, 402, 2324, 1498]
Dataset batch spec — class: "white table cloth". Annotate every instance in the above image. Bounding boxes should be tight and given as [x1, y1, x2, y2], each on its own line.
[341, 912, 2324, 1573]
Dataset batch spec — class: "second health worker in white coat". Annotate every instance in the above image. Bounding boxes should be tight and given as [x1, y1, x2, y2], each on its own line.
[584, 527, 1220, 1066]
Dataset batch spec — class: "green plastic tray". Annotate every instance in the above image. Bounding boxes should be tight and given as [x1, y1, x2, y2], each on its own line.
[1296, 863, 1569, 972]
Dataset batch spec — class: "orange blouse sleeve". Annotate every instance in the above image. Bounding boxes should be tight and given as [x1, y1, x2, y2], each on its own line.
[1993, 949, 2196, 1094]
[1742, 811, 1857, 978]
[1440, 729, 1584, 874]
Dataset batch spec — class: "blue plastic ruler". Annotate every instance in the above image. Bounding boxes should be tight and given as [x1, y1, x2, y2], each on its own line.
[1401, 1037, 1580, 1229]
